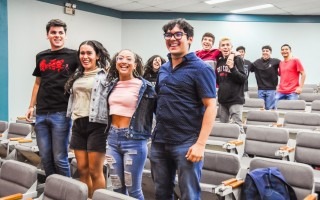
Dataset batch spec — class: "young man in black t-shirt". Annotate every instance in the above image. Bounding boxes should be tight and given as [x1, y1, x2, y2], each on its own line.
[25, 19, 78, 177]
[250, 45, 280, 110]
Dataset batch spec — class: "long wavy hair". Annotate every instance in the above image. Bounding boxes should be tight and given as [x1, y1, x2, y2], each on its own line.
[107, 49, 144, 82]
[143, 55, 166, 78]
[64, 40, 111, 93]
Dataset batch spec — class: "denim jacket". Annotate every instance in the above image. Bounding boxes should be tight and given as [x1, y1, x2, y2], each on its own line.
[67, 68, 108, 124]
[106, 77, 156, 140]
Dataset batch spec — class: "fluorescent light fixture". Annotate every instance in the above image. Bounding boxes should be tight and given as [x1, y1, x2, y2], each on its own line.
[231, 4, 274, 13]
[204, 0, 232, 5]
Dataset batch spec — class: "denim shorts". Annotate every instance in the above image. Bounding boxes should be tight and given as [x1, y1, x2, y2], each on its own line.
[70, 117, 107, 152]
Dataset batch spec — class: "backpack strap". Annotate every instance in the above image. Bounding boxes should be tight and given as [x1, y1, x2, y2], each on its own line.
[269, 167, 297, 200]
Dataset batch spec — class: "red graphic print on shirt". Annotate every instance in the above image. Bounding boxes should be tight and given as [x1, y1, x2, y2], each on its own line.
[39, 59, 68, 72]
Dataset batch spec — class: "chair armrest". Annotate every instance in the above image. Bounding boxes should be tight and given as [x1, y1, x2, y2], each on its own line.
[304, 193, 318, 200]
[271, 123, 283, 127]
[228, 140, 244, 146]
[0, 193, 23, 200]
[18, 139, 33, 143]
[222, 178, 237, 186]
[9, 137, 24, 141]
[229, 180, 244, 188]
[279, 146, 295, 152]
[222, 178, 244, 188]
[275, 146, 295, 160]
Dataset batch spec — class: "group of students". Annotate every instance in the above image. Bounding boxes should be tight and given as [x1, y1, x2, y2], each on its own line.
[23, 17, 306, 200]
[195, 31, 306, 135]
[24, 18, 217, 200]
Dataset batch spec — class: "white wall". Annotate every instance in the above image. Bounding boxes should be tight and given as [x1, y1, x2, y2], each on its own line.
[122, 19, 320, 87]
[8, 0, 122, 121]
[7, 0, 320, 121]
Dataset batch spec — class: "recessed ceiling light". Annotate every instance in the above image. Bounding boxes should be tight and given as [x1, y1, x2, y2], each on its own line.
[230, 4, 274, 13]
[204, 0, 232, 5]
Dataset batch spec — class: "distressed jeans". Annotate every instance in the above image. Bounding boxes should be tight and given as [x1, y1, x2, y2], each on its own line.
[150, 142, 203, 200]
[35, 112, 71, 177]
[106, 126, 147, 200]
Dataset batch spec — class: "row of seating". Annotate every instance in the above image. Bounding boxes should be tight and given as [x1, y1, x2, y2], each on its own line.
[244, 110, 320, 134]
[243, 98, 320, 113]
[142, 147, 318, 200]
[0, 159, 136, 200]
[248, 84, 319, 93]
[206, 123, 320, 194]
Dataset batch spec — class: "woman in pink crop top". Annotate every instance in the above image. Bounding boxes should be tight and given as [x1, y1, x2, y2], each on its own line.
[105, 49, 156, 200]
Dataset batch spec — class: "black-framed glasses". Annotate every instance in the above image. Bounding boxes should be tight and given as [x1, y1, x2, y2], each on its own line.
[163, 32, 187, 40]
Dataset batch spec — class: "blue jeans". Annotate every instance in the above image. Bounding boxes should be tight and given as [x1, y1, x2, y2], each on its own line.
[106, 126, 147, 200]
[274, 92, 299, 109]
[35, 112, 71, 177]
[150, 142, 203, 200]
[258, 90, 276, 110]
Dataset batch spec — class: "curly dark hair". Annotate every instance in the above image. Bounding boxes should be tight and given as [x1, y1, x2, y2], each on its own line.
[107, 49, 144, 82]
[64, 40, 111, 93]
[143, 55, 166, 79]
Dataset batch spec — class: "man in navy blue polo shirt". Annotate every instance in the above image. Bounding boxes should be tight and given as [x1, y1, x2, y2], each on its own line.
[150, 18, 217, 200]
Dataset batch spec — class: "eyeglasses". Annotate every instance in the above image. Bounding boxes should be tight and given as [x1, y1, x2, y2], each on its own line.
[116, 56, 134, 63]
[163, 32, 187, 40]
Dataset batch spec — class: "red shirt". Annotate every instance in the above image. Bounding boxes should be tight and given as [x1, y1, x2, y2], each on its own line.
[195, 49, 220, 61]
[278, 58, 304, 94]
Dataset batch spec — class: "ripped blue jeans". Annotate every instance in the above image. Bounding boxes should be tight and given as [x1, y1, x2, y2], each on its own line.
[105, 126, 147, 200]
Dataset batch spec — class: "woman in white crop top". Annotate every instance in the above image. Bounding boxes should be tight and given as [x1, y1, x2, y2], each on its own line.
[105, 49, 156, 200]
[65, 40, 111, 198]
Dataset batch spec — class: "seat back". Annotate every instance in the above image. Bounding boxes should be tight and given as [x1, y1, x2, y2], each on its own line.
[283, 112, 320, 130]
[246, 110, 279, 126]
[301, 88, 315, 94]
[43, 174, 88, 200]
[201, 150, 240, 185]
[250, 157, 314, 200]
[248, 86, 258, 91]
[92, 189, 137, 200]
[248, 91, 258, 98]
[209, 123, 240, 143]
[277, 100, 306, 112]
[299, 93, 320, 103]
[243, 98, 265, 110]
[303, 84, 318, 90]
[0, 160, 37, 197]
[0, 121, 8, 134]
[7, 123, 32, 138]
[311, 100, 320, 114]
[245, 126, 289, 159]
[295, 131, 320, 166]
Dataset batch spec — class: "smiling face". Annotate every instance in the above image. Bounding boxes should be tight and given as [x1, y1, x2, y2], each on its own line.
[201, 36, 213, 51]
[47, 26, 66, 51]
[116, 50, 137, 81]
[165, 25, 192, 58]
[281, 45, 291, 59]
[262, 48, 271, 60]
[79, 44, 98, 72]
[219, 39, 232, 58]
[152, 57, 162, 71]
